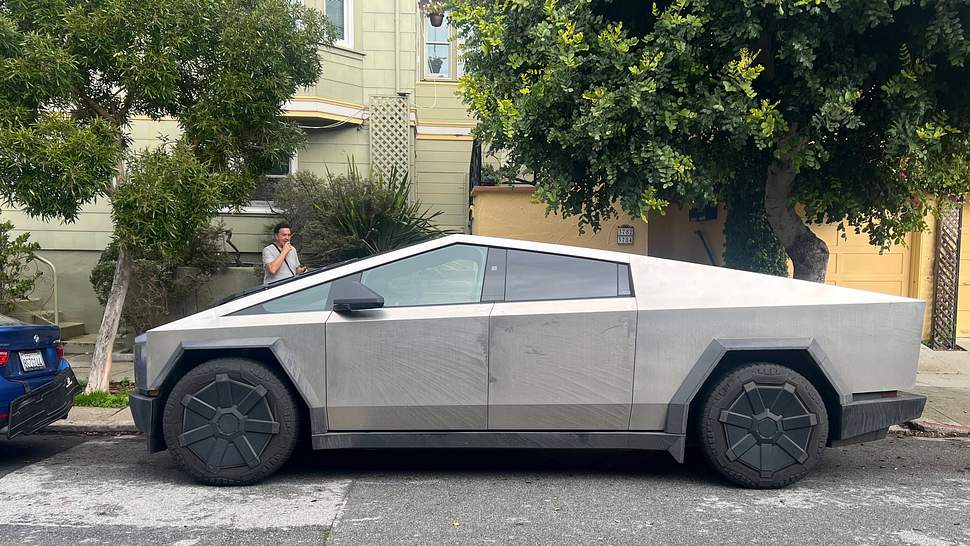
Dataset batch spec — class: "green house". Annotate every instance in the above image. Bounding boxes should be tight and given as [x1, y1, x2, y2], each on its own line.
[3, 1, 476, 343]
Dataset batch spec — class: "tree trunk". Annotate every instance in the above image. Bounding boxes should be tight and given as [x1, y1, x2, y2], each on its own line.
[85, 247, 132, 393]
[763, 158, 830, 282]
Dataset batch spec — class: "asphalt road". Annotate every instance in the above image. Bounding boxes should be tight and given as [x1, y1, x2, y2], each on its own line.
[0, 433, 968, 545]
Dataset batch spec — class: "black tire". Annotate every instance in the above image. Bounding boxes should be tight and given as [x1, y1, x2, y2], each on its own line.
[162, 358, 301, 486]
[697, 363, 828, 488]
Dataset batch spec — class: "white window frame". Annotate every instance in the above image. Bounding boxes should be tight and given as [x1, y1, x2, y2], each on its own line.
[326, 0, 354, 50]
[422, 12, 464, 81]
[236, 153, 298, 215]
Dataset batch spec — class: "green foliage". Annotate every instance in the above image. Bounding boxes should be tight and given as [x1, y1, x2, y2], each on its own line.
[270, 164, 449, 266]
[423, 1, 446, 14]
[111, 141, 229, 260]
[449, 0, 970, 250]
[90, 224, 230, 334]
[723, 160, 788, 277]
[74, 390, 129, 408]
[0, 219, 40, 311]
[0, 115, 120, 222]
[0, 0, 333, 238]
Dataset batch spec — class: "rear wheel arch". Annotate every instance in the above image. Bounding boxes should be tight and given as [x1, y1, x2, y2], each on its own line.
[668, 342, 846, 444]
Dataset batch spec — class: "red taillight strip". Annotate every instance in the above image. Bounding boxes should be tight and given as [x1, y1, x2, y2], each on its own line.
[0, 350, 7, 366]
[0, 413, 8, 419]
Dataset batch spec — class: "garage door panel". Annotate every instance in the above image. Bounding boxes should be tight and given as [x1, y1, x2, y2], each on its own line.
[835, 280, 906, 297]
[812, 226, 911, 301]
[958, 310, 970, 337]
[836, 252, 906, 276]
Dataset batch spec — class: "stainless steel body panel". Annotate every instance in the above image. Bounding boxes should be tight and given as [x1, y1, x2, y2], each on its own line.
[140, 312, 330, 431]
[325, 303, 492, 430]
[487, 298, 637, 430]
[628, 257, 924, 430]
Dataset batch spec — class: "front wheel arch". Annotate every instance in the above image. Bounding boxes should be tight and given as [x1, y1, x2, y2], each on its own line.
[151, 346, 311, 452]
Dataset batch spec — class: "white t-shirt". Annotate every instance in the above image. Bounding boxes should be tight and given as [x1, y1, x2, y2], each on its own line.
[262, 244, 301, 285]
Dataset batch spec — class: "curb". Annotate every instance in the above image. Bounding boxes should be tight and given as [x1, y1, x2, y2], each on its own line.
[44, 421, 139, 434]
[900, 419, 970, 437]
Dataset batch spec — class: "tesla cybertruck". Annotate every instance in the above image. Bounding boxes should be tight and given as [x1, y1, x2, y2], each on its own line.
[130, 235, 925, 488]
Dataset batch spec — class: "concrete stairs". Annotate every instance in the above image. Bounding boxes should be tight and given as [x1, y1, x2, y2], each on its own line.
[61, 333, 128, 355]
[9, 300, 87, 342]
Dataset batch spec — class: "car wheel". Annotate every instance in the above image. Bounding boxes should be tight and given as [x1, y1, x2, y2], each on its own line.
[162, 358, 300, 486]
[697, 363, 828, 488]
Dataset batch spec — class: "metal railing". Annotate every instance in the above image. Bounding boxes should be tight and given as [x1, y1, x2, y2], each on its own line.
[31, 255, 58, 326]
[7, 256, 59, 326]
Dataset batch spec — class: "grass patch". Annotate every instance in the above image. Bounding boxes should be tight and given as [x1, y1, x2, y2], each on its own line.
[73, 379, 135, 408]
[74, 391, 129, 408]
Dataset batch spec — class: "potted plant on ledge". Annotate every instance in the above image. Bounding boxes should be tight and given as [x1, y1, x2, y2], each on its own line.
[428, 55, 444, 75]
[423, 1, 445, 27]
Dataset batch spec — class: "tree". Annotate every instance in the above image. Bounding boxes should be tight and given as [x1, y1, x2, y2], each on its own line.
[449, 0, 970, 282]
[723, 152, 788, 276]
[0, 0, 332, 391]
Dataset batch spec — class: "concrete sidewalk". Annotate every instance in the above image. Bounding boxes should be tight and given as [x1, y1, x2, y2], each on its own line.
[911, 345, 970, 432]
[51, 346, 970, 435]
[67, 354, 135, 384]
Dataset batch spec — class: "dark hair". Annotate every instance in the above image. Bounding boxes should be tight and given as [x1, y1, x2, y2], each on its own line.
[273, 222, 291, 235]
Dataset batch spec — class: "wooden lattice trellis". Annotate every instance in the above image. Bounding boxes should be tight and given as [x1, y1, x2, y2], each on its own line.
[930, 204, 963, 349]
[368, 95, 413, 198]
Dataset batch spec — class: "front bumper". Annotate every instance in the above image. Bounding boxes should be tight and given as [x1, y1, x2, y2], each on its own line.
[831, 391, 926, 446]
[6, 368, 81, 439]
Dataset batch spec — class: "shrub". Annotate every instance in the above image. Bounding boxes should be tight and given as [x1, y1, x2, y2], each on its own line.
[90, 223, 230, 334]
[0, 220, 41, 312]
[270, 163, 449, 267]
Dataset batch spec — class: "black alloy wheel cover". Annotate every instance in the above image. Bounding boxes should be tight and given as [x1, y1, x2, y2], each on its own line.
[717, 381, 819, 479]
[178, 373, 281, 471]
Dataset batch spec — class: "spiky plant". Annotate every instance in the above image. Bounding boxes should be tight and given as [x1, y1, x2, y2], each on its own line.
[270, 162, 449, 266]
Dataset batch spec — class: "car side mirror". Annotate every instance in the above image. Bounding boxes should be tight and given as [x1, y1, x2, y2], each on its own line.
[331, 280, 384, 312]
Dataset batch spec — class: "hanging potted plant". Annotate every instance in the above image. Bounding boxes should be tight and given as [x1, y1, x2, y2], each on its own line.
[424, 1, 445, 27]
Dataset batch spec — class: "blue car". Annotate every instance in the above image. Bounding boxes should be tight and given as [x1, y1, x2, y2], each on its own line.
[0, 313, 80, 438]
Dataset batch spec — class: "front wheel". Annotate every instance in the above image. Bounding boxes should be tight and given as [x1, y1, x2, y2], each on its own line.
[697, 363, 828, 488]
[162, 358, 301, 486]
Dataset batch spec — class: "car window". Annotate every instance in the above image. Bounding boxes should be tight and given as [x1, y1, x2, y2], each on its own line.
[505, 250, 621, 301]
[230, 282, 332, 315]
[360, 244, 488, 307]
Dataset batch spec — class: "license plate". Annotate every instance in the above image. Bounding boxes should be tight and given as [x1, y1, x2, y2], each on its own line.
[19, 351, 46, 372]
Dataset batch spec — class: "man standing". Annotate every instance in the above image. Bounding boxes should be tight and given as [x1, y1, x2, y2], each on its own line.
[262, 222, 307, 284]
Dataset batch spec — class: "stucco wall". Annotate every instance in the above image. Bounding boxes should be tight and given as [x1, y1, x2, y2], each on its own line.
[470, 185, 648, 255]
[647, 205, 726, 266]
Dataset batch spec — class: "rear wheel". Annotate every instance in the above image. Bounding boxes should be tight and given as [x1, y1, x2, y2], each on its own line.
[162, 358, 300, 486]
[697, 363, 828, 488]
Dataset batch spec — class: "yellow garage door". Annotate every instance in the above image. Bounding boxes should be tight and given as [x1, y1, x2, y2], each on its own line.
[956, 204, 970, 336]
[811, 225, 913, 297]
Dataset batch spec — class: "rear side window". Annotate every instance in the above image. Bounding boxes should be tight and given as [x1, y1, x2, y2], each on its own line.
[505, 250, 625, 302]
[230, 282, 332, 315]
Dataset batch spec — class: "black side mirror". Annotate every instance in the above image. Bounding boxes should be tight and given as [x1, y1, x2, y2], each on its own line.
[332, 280, 384, 312]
